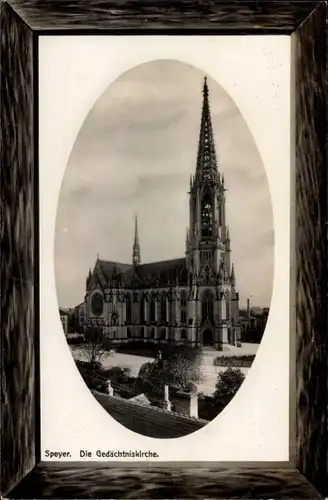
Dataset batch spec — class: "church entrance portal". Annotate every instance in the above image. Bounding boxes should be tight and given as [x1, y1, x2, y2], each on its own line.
[202, 329, 214, 346]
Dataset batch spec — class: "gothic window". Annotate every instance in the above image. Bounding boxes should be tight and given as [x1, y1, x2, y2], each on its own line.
[139, 294, 145, 322]
[201, 251, 212, 266]
[201, 196, 213, 238]
[140, 327, 144, 338]
[91, 292, 103, 317]
[160, 292, 167, 322]
[150, 294, 156, 322]
[201, 289, 214, 323]
[181, 329, 187, 340]
[180, 290, 187, 325]
[111, 311, 119, 326]
[160, 328, 166, 340]
[150, 328, 155, 339]
[126, 293, 132, 323]
[127, 328, 132, 339]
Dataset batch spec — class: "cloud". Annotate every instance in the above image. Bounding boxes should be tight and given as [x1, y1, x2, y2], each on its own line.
[55, 60, 274, 309]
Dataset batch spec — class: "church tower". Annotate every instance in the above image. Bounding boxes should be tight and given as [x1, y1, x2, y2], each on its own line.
[186, 77, 241, 348]
[132, 215, 141, 265]
[186, 77, 230, 277]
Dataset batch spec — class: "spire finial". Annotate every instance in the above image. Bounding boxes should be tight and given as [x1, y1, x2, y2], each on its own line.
[132, 215, 141, 266]
[203, 76, 208, 95]
[196, 76, 218, 179]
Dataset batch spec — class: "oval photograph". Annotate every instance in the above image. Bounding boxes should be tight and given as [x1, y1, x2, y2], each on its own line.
[55, 60, 274, 439]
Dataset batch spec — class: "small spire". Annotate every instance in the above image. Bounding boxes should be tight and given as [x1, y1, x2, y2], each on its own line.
[134, 215, 139, 245]
[132, 215, 141, 266]
[231, 263, 236, 286]
[226, 226, 230, 250]
[86, 267, 92, 288]
[185, 226, 190, 251]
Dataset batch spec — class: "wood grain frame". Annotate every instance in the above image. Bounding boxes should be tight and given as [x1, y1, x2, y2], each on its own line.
[1, 1, 327, 498]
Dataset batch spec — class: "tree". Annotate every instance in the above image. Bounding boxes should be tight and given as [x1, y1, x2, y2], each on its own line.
[137, 347, 203, 397]
[79, 326, 106, 370]
[213, 367, 245, 413]
[165, 347, 203, 390]
[137, 361, 163, 400]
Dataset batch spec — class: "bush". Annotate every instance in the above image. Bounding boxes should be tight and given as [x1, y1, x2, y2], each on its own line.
[66, 335, 85, 345]
[213, 367, 245, 414]
[213, 355, 255, 368]
[76, 359, 102, 371]
[198, 394, 218, 421]
[115, 340, 159, 358]
[75, 360, 107, 393]
[116, 341, 167, 358]
[103, 366, 131, 385]
[116, 341, 198, 360]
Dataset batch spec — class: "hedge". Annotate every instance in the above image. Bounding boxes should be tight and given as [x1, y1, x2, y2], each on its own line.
[213, 355, 255, 367]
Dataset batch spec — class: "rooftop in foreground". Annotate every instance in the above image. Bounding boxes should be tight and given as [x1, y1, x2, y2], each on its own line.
[92, 391, 208, 439]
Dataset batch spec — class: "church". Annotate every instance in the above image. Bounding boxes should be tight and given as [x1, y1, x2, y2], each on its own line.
[82, 77, 241, 350]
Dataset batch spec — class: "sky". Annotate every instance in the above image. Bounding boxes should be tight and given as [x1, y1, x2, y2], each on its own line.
[55, 59, 274, 309]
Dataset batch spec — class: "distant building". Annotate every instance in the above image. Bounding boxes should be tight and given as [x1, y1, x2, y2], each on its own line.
[73, 302, 85, 333]
[240, 305, 270, 343]
[81, 78, 242, 350]
[59, 307, 70, 335]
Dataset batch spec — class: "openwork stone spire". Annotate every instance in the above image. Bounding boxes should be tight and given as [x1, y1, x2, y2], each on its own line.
[196, 77, 218, 181]
[132, 215, 141, 265]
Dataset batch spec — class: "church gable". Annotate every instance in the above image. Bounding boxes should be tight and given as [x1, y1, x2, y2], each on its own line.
[87, 267, 106, 292]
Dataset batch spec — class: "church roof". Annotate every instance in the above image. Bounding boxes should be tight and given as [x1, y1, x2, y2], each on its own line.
[94, 257, 188, 288]
[92, 391, 207, 439]
[134, 257, 187, 284]
[59, 307, 70, 316]
[98, 260, 132, 278]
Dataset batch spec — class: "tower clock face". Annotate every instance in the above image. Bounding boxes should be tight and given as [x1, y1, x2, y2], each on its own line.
[91, 292, 104, 317]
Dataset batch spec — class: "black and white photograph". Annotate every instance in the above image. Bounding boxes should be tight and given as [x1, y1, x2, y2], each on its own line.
[55, 58, 274, 439]
[2, 2, 327, 498]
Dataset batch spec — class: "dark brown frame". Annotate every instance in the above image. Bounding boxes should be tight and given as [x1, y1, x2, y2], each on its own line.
[1, 1, 327, 498]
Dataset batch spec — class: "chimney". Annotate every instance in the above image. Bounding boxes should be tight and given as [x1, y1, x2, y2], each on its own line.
[160, 385, 172, 411]
[107, 380, 114, 396]
[247, 298, 250, 318]
[172, 387, 198, 419]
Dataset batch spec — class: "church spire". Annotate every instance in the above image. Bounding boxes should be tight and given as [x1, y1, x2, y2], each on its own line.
[196, 76, 218, 181]
[132, 215, 141, 266]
